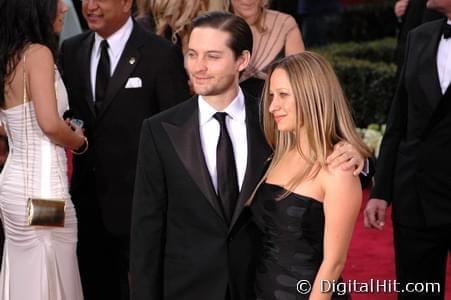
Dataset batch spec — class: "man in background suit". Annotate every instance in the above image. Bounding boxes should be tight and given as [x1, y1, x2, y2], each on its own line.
[130, 11, 368, 300]
[365, 1, 451, 299]
[59, 0, 190, 298]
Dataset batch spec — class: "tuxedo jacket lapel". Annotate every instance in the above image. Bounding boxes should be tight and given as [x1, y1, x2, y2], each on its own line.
[163, 95, 271, 229]
[96, 23, 142, 121]
[163, 98, 226, 222]
[81, 33, 96, 117]
[418, 21, 443, 114]
[229, 95, 272, 231]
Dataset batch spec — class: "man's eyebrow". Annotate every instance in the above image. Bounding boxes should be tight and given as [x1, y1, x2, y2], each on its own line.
[186, 50, 223, 54]
[205, 50, 223, 54]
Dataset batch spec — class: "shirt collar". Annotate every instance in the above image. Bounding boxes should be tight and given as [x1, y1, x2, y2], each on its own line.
[94, 17, 133, 60]
[198, 88, 246, 126]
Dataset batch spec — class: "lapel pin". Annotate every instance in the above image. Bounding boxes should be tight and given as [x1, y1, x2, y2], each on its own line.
[129, 57, 136, 65]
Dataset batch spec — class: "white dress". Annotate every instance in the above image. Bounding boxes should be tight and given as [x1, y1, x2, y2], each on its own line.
[0, 69, 83, 299]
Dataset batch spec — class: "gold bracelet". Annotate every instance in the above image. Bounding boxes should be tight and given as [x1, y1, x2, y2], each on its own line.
[71, 137, 88, 155]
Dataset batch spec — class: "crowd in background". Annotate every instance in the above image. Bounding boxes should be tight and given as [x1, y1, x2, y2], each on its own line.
[0, 0, 350, 166]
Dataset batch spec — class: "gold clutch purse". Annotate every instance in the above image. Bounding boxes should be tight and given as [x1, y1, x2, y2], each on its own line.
[27, 198, 66, 227]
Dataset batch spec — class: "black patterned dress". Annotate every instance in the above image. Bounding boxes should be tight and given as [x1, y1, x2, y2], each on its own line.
[251, 183, 349, 300]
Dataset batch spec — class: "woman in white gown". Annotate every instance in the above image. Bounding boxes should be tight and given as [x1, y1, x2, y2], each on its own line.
[0, 0, 86, 299]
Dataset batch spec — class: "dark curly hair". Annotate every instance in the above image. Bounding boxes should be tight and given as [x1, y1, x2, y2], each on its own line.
[0, 0, 58, 106]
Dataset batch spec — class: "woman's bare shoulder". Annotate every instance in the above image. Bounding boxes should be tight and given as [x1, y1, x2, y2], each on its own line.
[318, 164, 360, 191]
[24, 44, 54, 66]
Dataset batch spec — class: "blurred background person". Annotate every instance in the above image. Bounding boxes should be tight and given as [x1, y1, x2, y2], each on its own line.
[0, 0, 86, 298]
[393, 0, 443, 74]
[394, 0, 410, 19]
[251, 52, 370, 300]
[296, 0, 343, 48]
[230, 0, 304, 99]
[136, 0, 206, 52]
[72, 0, 88, 30]
[136, 0, 228, 53]
[59, 0, 83, 46]
[389, 0, 443, 113]
[209, 0, 229, 11]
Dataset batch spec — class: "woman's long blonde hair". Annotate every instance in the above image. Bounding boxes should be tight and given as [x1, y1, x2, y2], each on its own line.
[137, 0, 216, 52]
[259, 52, 371, 196]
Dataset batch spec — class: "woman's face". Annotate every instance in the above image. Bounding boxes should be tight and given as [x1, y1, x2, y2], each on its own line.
[231, 0, 261, 22]
[268, 68, 298, 133]
[53, 0, 69, 33]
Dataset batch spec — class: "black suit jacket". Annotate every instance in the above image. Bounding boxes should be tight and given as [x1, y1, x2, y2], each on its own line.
[60, 21, 190, 235]
[130, 94, 272, 300]
[371, 19, 451, 227]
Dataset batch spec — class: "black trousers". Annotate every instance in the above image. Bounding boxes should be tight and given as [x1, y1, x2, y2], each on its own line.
[393, 222, 451, 300]
[75, 189, 130, 300]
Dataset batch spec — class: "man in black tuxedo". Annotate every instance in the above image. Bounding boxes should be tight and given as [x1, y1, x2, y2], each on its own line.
[59, 0, 190, 299]
[130, 12, 267, 300]
[130, 11, 369, 300]
[365, 1, 451, 299]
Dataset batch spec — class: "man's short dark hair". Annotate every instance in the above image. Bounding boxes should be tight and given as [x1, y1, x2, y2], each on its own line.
[192, 11, 253, 59]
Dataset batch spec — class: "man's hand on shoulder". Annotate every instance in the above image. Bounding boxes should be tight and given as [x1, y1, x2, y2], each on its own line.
[326, 141, 365, 176]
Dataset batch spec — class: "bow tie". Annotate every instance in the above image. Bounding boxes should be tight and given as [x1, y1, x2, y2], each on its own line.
[442, 23, 451, 39]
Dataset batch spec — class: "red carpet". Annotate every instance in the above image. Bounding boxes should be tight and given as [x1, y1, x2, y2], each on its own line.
[343, 189, 451, 299]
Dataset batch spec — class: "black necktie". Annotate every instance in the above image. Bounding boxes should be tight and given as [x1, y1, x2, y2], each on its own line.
[442, 23, 451, 39]
[95, 40, 110, 113]
[214, 112, 239, 224]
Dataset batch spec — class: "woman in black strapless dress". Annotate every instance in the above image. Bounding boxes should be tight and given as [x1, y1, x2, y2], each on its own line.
[250, 52, 371, 300]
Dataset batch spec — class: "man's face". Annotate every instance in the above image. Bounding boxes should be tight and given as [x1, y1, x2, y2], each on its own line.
[82, 0, 132, 38]
[426, 0, 451, 14]
[185, 27, 248, 98]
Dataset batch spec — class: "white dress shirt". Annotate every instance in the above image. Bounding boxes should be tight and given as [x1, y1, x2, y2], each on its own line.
[90, 17, 133, 101]
[198, 89, 248, 193]
[437, 19, 451, 94]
